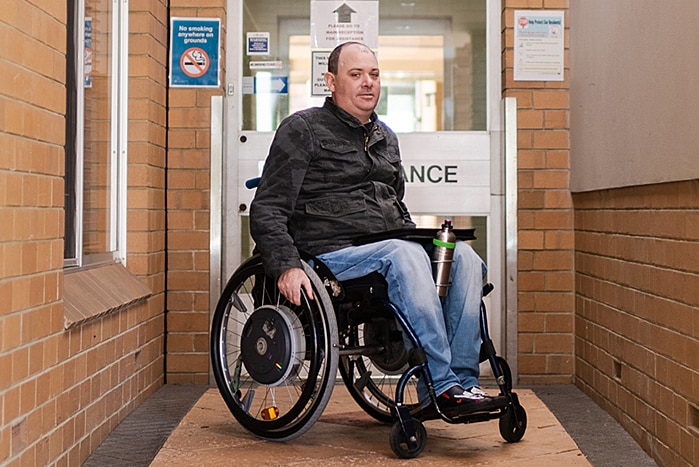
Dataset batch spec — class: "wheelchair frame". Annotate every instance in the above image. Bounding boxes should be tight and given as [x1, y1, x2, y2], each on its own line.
[210, 252, 526, 458]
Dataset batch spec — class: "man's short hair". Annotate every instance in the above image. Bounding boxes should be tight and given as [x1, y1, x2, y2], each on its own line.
[327, 41, 373, 74]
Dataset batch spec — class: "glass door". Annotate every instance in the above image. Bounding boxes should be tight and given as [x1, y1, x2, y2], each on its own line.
[222, 0, 505, 354]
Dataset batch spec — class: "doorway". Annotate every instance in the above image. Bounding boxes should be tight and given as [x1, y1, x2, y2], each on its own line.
[218, 0, 512, 368]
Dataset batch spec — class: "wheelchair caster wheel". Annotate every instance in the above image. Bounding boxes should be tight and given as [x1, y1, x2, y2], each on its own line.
[499, 403, 527, 442]
[389, 418, 426, 459]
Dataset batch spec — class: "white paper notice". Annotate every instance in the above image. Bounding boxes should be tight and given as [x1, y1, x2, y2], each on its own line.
[514, 10, 565, 81]
[310, 1, 379, 50]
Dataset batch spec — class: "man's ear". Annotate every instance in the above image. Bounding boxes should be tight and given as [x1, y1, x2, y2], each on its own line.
[324, 72, 336, 92]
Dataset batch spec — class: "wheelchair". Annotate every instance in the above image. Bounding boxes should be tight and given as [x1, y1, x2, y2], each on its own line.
[210, 233, 527, 458]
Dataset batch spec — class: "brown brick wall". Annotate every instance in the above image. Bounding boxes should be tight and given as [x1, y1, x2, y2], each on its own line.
[9, 1, 696, 465]
[0, 1, 168, 464]
[0, 2, 70, 463]
[165, 2, 225, 383]
[574, 180, 699, 467]
[503, 1, 574, 383]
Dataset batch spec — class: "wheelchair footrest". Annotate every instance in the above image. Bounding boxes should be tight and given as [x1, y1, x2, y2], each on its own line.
[418, 394, 510, 422]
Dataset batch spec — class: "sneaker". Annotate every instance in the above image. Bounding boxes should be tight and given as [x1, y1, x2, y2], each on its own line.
[465, 386, 493, 399]
[418, 385, 506, 420]
[432, 385, 485, 415]
[442, 385, 484, 403]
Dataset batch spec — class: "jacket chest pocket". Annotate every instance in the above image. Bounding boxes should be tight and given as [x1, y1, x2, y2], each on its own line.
[304, 194, 366, 218]
[316, 139, 369, 181]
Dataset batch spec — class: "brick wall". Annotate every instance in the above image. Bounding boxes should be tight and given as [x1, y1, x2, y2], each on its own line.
[0, 1, 168, 464]
[574, 180, 699, 467]
[503, 0, 574, 383]
[0, 2, 70, 463]
[165, 1, 226, 383]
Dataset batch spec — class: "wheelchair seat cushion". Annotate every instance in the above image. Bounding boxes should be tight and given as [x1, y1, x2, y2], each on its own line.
[336, 271, 388, 304]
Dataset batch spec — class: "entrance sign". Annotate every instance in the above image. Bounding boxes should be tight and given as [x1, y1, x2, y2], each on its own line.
[398, 133, 490, 215]
[234, 132, 491, 217]
[310, 1, 379, 49]
[514, 10, 564, 81]
[170, 17, 221, 87]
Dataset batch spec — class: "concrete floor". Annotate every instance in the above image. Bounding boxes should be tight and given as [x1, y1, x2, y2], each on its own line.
[84, 383, 658, 466]
[151, 386, 586, 466]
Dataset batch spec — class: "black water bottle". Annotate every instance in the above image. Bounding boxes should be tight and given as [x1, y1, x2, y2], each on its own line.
[431, 219, 457, 296]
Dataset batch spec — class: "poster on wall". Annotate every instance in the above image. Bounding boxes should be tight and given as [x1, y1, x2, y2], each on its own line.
[247, 32, 270, 55]
[84, 17, 93, 88]
[309, 1, 379, 97]
[311, 51, 331, 96]
[169, 17, 221, 87]
[514, 10, 565, 81]
[310, 1, 379, 49]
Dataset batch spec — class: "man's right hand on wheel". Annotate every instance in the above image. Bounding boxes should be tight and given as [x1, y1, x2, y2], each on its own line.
[278, 267, 314, 306]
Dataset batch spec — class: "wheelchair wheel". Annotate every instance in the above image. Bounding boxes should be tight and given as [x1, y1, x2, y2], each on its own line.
[210, 255, 339, 441]
[499, 403, 527, 442]
[338, 319, 422, 424]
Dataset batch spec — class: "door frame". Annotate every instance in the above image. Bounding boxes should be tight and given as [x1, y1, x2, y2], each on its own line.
[211, 0, 518, 381]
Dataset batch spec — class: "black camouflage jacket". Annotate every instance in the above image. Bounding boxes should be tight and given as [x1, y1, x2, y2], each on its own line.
[250, 97, 415, 280]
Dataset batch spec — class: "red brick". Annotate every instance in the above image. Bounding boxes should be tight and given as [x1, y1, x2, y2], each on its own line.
[533, 90, 570, 109]
[519, 230, 545, 250]
[532, 130, 569, 150]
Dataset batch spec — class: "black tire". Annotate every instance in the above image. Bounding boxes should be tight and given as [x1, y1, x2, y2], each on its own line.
[389, 418, 427, 459]
[210, 255, 339, 441]
[338, 320, 422, 423]
[499, 403, 527, 442]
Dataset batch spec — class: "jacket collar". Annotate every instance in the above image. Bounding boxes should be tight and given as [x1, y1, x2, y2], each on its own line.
[324, 97, 377, 129]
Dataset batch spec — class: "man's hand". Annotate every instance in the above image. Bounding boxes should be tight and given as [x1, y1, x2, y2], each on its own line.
[277, 268, 315, 306]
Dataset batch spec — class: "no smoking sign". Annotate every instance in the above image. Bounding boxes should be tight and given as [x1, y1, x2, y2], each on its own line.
[170, 18, 220, 87]
[180, 48, 210, 78]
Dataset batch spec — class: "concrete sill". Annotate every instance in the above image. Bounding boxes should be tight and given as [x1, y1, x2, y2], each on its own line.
[64, 263, 152, 329]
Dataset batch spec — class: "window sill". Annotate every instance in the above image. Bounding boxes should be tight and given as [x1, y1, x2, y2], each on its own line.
[64, 263, 152, 329]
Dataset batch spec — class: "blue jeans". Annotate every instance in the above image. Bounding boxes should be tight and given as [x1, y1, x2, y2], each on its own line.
[317, 239, 486, 404]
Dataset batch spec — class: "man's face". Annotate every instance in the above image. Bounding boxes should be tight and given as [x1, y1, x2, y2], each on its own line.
[325, 44, 380, 123]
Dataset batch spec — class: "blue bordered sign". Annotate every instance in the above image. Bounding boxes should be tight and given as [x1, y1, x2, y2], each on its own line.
[247, 32, 270, 56]
[170, 18, 220, 87]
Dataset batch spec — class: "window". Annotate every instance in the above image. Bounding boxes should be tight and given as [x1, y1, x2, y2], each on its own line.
[65, 0, 129, 267]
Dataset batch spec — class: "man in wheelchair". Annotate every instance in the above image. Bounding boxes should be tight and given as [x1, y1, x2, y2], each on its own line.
[250, 41, 503, 417]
